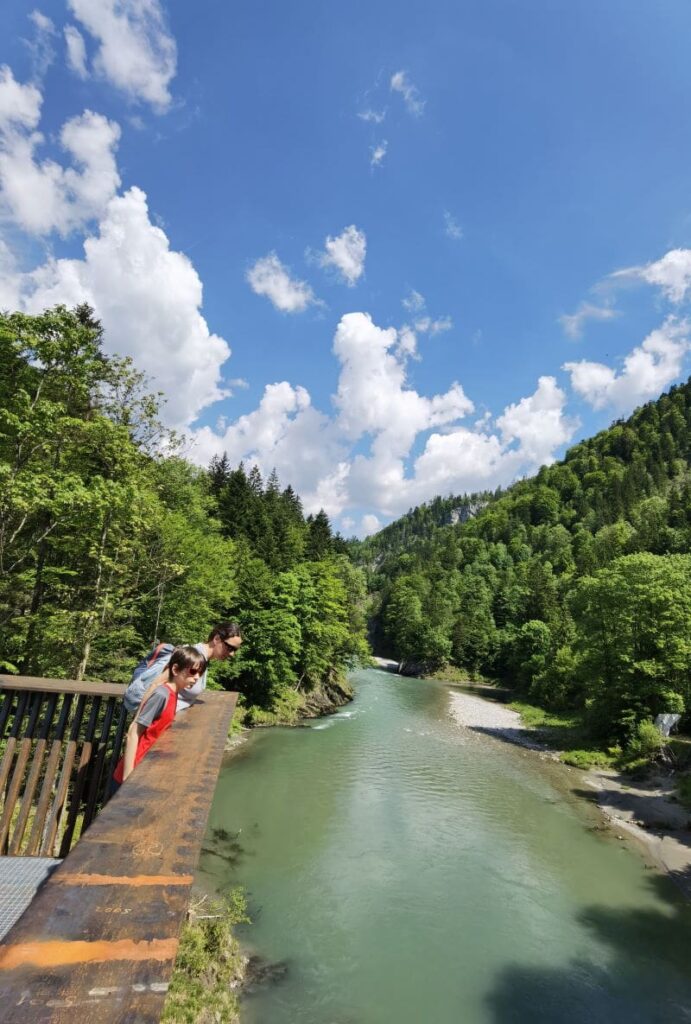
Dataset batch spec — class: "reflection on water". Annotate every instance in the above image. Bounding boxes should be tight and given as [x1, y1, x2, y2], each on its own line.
[199, 669, 691, 1024]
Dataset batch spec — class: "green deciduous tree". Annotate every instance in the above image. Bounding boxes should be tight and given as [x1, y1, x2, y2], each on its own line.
[569, 553, 691, 740]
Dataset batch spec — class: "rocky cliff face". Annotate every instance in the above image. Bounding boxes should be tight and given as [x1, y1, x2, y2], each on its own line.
[301, 674, 354, 718]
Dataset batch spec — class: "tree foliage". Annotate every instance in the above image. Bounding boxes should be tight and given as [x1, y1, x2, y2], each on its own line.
[0, 307, 369, 718]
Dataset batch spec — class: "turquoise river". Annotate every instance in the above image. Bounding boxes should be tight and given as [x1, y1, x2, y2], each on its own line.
[199, 668, 691, 1023]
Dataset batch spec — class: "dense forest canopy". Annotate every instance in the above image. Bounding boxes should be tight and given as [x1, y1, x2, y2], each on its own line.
[0, 306, 369, 721]
[352, 379, 691, 747]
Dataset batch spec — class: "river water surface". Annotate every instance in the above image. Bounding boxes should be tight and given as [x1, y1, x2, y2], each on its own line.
[199, 668, 691, 1023]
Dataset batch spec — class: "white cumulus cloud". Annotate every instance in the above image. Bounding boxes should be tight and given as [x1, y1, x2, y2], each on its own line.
[318, 225, 366, 287]
[360, 514, 381, 537]
[246, 252, 318, 313]
[0, 236, 22, 311]
[497, 375, 576, 465]
[333, 312, 472, 456]
[67, 0, 177, 111]
[408, 428, 511, 501]
[0, 103, 121, 236]
[184, 311, 580, 525]
[0, 66, 42, 130]
[192, 381, 349, 517]
[564, 317, 689, 412]
[19, 186, 230, 428]
[612, 248, 691, 305]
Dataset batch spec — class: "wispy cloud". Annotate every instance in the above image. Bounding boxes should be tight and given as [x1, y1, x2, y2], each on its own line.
[559, 302, 618, 339]
[25, 10, 57, 79]
[370, 140, 388, 168]
[399, 292, 454, 339]
[414, 315, 453, 336]
[443, 210, 462, 240]
[64, 24, 88, 79]
[390, 70, 425, 117]
[358, 108, 386, 124]
[402, 289, 425, 313]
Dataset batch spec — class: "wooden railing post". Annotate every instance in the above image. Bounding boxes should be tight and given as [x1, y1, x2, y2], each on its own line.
[0, 677, 130, 857]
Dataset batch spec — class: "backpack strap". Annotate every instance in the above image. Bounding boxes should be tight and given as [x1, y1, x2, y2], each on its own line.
[147, 641, 169, 668]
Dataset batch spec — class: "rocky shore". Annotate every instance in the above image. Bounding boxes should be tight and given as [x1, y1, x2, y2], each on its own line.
[447, 684, 691, 899]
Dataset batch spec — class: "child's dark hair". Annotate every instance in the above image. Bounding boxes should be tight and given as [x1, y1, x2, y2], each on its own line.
[135, 645, 207, 715]
[165, 644, 207, 679]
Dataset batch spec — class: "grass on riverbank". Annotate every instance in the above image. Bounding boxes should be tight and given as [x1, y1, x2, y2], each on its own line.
[508, 700, 691, 776]
[162, 890, 248, 1024]
[506, 701, 617, 768]
[427, 666, 495, 685]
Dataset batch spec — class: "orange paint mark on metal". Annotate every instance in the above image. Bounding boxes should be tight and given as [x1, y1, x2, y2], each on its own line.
[53, 873, 194, 887]
[0, 937, 178, 970]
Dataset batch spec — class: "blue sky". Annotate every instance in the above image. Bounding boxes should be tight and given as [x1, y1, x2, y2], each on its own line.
[2, 1, 691, 535]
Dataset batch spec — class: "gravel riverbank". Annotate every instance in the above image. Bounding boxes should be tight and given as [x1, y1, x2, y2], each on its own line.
[447, 684, 691, 899]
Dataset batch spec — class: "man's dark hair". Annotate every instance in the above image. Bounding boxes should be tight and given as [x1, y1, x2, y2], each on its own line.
[208, 621, 242, 643]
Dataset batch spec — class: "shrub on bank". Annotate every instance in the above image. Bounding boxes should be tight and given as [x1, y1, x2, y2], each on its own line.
[559, 749, 615, 770]
[162, 889, 249, 1024]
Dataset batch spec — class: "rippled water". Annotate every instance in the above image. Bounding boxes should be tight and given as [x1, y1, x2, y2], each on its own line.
[199, 668, 691, 1023]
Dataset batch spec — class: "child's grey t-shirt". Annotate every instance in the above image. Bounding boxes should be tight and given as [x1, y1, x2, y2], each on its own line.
[137, 685, 171, 727]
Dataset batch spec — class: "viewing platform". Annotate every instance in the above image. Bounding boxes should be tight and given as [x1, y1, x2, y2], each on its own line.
[0, 675, 237, 1023]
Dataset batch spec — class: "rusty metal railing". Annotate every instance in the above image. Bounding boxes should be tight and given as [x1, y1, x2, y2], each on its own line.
[0, 687, 238, 1023]
[0, 677, 129, 858]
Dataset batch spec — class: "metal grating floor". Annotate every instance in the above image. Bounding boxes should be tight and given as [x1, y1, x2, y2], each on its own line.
[0, 856, 62, 940]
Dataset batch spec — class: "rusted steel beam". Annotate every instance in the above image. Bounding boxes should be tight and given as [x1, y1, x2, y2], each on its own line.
[0, 690, 238, 1023]
[0, 676, 125, 698]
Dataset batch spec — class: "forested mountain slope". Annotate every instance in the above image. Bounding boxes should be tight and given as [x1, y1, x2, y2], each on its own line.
[0, 307, 368, 722]
[353, 381, 691, 745]
[351, 491, 499, 561]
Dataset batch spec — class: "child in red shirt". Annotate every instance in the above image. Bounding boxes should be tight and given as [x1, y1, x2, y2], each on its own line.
[113, 645, 207, 785]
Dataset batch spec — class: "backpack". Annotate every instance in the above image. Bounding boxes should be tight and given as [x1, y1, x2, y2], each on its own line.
[123, 642, 175, 712]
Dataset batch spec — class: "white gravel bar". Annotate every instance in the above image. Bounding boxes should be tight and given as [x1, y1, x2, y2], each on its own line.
[447, 688, 544, 749]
